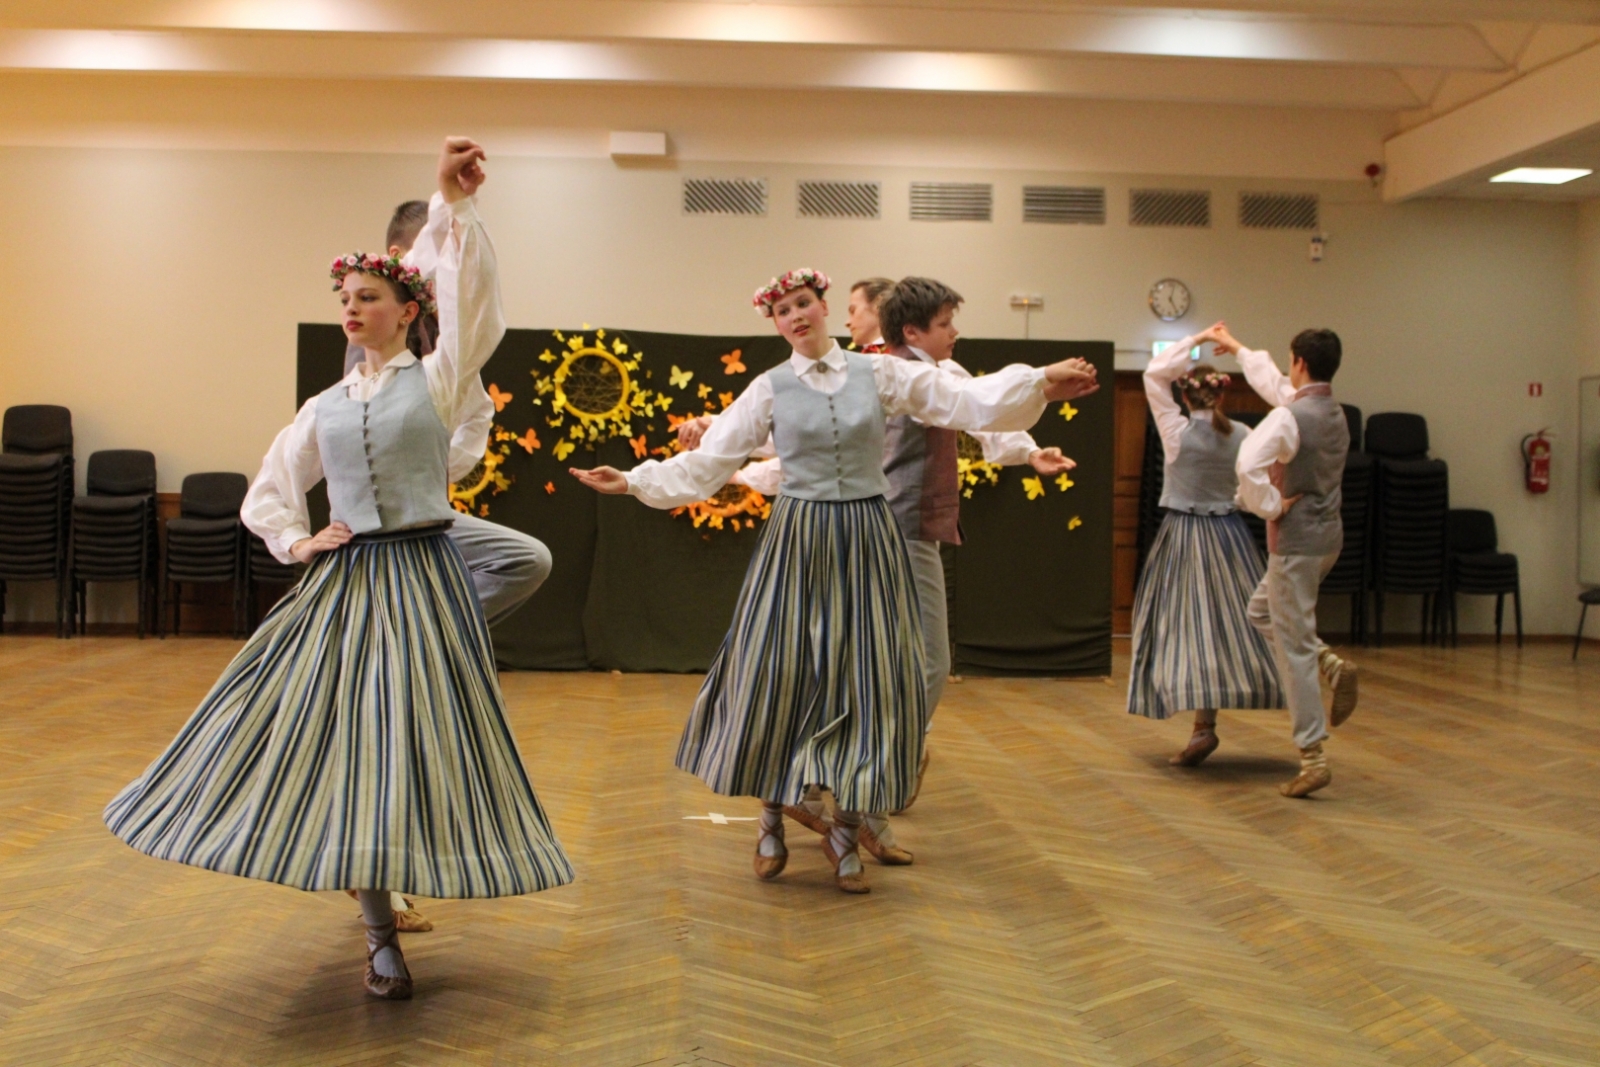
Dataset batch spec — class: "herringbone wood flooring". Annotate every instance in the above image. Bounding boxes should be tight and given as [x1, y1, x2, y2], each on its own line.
[1, 636, 1598, 1066]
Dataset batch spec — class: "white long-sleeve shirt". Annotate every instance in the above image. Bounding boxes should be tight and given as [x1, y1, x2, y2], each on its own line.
[1233, 344, 1299, 521]
[242, 196, 507, 562]
[1144, 334, 1202, 466]
[731, 347, 1041, 496]
[627, 342, 1049, 509]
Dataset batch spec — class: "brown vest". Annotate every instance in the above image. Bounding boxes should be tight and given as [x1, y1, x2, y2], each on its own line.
[881, 345, 962, 545]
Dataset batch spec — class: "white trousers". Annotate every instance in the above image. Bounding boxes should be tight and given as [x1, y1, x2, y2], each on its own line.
[1247, 552, 1337, 750]
[906, 539, 949, 721]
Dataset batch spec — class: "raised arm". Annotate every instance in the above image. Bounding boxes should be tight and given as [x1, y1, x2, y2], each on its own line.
[1235, 406, 1300, 520]
[240, 399, 325, 564]
[1212, 325, 1293, 408]
[1144, 334, 1201, 465]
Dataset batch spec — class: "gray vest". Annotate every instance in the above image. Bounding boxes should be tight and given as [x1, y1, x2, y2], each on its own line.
[315, 360, 456, 536]
[882, 347, 962, 544]
[768, 353, 892, 502]
[1275, 387, 1347, 557]
[1160, 414, 1242, 515]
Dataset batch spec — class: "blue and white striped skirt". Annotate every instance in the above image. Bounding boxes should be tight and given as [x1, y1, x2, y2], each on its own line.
[1128, 511, 1284, 719]
[676, 494, 928, 813]
[103, 530, 573, 899]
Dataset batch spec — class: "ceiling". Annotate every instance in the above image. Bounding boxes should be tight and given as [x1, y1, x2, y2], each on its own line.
[3, 1, 1600, 198]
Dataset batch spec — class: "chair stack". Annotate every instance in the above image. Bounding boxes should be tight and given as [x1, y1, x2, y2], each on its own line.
[71, 450, 158, 638]
[1445, 509, 1521, 648]
[0, 406, 75, 637]
[246, 533, 301, 629]
[1366, 413, 1448, 647]
[161, 472, 249, 638]
[1319, 405, 1371, 644]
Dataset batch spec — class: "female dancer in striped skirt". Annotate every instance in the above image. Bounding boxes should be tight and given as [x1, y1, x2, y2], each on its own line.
[572, 268, 1095, 892]
[104, 137, 572, 1000]
[1129, 323, 1283, 764]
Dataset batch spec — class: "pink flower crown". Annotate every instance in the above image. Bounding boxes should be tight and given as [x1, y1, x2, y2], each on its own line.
[753, 267, 830, 317]
[330, 252, 437, 317]
[1179, 370, 1231, 391]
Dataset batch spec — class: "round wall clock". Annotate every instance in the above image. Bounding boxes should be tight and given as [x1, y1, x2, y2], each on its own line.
[1148, 278, 1191, 321]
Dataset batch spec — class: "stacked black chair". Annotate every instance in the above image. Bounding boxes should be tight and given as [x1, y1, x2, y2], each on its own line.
[1444, 509, 1521, 648]
[0, 406, 75, 637]
[71, 450, 158, 638]
[1320, 406, 1371, 643]
[160, 472, 249, 638]
[1366, 413, 1448, 647]
[246, 533, 301, 629]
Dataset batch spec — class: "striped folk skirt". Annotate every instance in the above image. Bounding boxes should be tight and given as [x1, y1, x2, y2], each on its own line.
[676, 494, 928, 814]
[103, 531, 573, 899]
[1128, 511, 1284, 719]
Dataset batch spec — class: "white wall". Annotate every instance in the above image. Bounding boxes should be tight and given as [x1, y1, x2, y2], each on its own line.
[0, 144, 1585, 634]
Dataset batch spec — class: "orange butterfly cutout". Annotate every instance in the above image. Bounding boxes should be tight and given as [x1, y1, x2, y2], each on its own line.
[487, 383, 513, 412]
[544, 481, 556, 494]
[721, 349, 746, 375]
[719, 392, 735, 409]
[630, 435, 648, 459]
[516, 427, 541, 453]
[666, 413, 691, 430]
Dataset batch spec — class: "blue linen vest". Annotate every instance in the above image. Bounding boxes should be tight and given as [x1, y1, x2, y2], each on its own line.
[1160, 415, 1243, 515]
[767, 353, 892, 501]
[314, 360, 456, 535]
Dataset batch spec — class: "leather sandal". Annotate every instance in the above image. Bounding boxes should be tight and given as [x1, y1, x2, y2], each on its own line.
[363, 922, 414, 1001]
[1170, 726, 1220, 767]
[821, 834, 871, 894]
[347, 888, 433, 933]
[783, 803, 831, 837]
[753, 822, 788, 880]
[860, 820, 914, 866]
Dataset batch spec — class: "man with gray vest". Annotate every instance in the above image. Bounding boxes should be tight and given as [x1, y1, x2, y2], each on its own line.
[1212, 324, 1359, 798]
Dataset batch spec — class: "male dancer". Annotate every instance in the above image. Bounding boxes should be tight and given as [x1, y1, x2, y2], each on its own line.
[1210, 323, 1359, 797]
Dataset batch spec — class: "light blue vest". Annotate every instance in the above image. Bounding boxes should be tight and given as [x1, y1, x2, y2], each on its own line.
[1160, 414, 1242, 515]
[315, 361, 456, 535]
[768, 353, 892, 501]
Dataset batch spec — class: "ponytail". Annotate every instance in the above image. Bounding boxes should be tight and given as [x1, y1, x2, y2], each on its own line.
[1210, 406, 1234, 436]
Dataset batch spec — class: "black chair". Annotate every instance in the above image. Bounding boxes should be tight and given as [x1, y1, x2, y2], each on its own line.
[1364, 412, 1428, 460]
[160, 472, 249, 638]
[71, 450, 158, 638]
[1341, 403, 1363, 453]
[0, 405, 75, 637]
[1576, 589, 1600, 660]
[1322, 451, 1373, 644]
[1444, 509, 1520, 648]
[246, 533, 301, 629]
[1366, 414, 1447, 647]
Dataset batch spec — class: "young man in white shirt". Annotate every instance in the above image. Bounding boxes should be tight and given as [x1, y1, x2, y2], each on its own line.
[1210, 324, 1359, 798]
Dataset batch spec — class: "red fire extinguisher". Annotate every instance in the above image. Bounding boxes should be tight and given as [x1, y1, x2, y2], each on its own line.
[1522, 431, 1551, 494]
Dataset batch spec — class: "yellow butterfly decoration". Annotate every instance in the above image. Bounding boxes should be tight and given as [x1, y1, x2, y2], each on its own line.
[1059, 402, 1079, 422]
[553, 440, 576, 461]
[670, 366, 694, 389]
[538, 349, 558, 364]
[719, 392, 735, 409]
[1022, 476, 1045, 500]
[1055, 473, 1074, 492]
[516, 427, 541, 453]
[721, 349, 746, 375]
[696, 382, 712, 399]
[487, 384, 513, 412]
[613, 340, 629, 355]
[1068, 515, 1084, 531]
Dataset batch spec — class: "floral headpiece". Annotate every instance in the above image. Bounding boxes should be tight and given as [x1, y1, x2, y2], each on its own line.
[330, 252, 437, 317]
[1179, 369, 1231, 392]
[753, 267, 831, 317]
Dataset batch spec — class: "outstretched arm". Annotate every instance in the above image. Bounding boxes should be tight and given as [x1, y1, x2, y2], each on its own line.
[876, 356, 1097, 434]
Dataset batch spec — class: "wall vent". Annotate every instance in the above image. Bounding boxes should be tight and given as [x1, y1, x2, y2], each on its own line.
[797, 180, 881, 219]
[1130, 189, 1211, 228]
[1239, 191, 1319, 230]
[683, 177, 768, 216]
[910, 182, 993, 222]
[1023, 185, 1106, 225]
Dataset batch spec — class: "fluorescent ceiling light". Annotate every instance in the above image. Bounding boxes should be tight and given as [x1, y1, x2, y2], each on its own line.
[1490, 167, 1593, 185]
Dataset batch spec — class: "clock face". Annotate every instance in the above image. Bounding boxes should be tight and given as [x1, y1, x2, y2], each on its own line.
[1149, 278, 1191, 321]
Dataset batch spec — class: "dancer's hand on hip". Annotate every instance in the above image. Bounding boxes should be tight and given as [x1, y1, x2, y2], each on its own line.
[289, 522, 353, 563]
[571, 466, 630, 494]
[1028, 447, 1076, 476]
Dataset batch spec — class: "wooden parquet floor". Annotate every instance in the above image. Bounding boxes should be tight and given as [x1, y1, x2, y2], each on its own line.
[1, 637, 1598, 1067]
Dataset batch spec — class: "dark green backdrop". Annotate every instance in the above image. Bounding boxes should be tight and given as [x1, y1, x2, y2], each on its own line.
[297, 325, 1113, 675]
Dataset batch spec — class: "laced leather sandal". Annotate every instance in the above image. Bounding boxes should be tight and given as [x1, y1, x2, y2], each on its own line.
[346, 888, 433, 933]
[1170, 725, 1220, 767]
[753, 822, 789, 881]
[821, 833, 871, 894]
[1321, 650, 1359, 728]
[860, 820, 914, 866]
[1280, 742, 1332, 798]
[783, 803, 831, 837]
[363, 922, 414, 1001]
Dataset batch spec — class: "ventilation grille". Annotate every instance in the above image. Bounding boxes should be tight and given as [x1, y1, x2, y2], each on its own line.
[797, 180, 881, 219]
[683, 177, 768, 216]
[1239, 191, 1319, 230]
[1130, 189, 1211, 228]
[910, 182, 993, 222]
[1023, 185, 1106, 225]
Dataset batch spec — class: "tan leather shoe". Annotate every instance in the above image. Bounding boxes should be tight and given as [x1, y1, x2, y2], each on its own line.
[821, 834, 871, 894]
[753, 823, 788, 880]
[363, 923, 413, 1001]
[860, 820, 914, 865]
[1169, 726, 1219, 767]
[1280, 743, 1332, 798]
[1322, 652, 1359, 727]
[783, 803, 831, 836]
[394, 901, 433, 933]
[890, 749, 931, 815]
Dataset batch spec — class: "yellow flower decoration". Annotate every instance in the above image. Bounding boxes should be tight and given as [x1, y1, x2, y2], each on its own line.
[553, 440, 576, 461]
[1068, 515, 1083, 531]
[697, 382, 712, 399]
[1056, 473, 1075, 492]
[1059, 402, 1079, 421]
[1023, 476, 1045, 500]
[669, 366, 693, 389]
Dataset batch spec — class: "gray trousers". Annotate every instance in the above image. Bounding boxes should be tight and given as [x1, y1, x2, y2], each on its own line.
[1247, 552, 1336, 750]
[906, 539, 949, 721]
[448, 512, 551, 627]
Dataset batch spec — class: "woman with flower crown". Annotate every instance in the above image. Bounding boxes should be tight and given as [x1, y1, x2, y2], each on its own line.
[1128, 322, 1283, 765]
[103, 137, 572, 1000]
[572, 269, 1096, 893]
